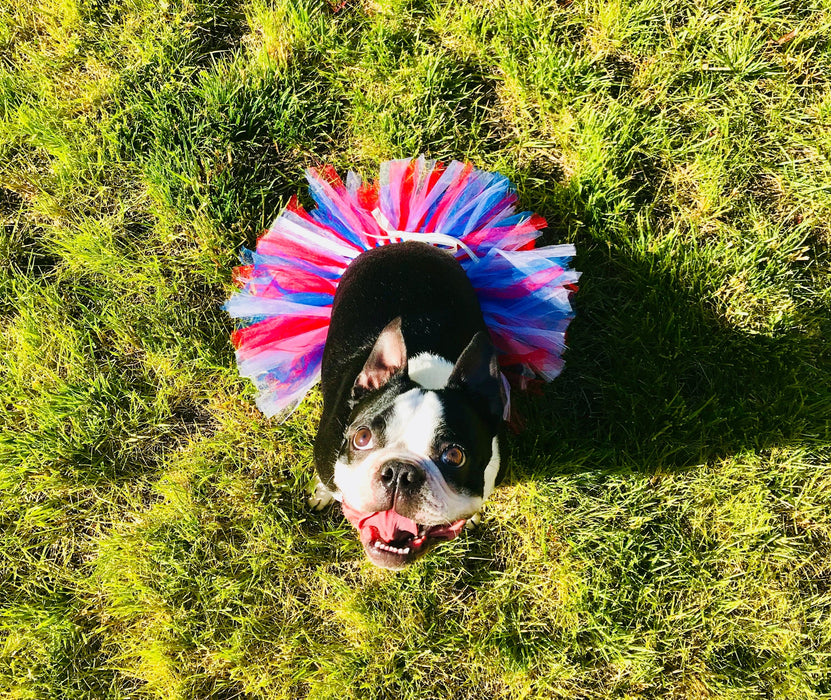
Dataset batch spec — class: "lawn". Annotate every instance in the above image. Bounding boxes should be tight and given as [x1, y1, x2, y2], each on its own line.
[1, 0, 830, 698]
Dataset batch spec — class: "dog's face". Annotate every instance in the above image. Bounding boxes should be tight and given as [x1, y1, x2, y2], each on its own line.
[333, 319, 504, 569]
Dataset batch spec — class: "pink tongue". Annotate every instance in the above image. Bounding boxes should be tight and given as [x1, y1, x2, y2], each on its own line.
[341, 502, 418, 542]
[367, 509, 420, 540]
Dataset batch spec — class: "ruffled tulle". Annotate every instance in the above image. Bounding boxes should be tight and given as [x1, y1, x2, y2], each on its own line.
[225, 156, 580, 418]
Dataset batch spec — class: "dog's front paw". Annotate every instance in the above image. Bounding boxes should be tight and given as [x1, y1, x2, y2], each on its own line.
[308, 479, 336, 511]
[464, 512, 482, 530]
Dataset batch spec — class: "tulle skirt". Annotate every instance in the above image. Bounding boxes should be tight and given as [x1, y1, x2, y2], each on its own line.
[225, 156, 580, 418]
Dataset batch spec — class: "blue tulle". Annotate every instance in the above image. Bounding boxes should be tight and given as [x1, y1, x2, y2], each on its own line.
[226, 156, 579, 418]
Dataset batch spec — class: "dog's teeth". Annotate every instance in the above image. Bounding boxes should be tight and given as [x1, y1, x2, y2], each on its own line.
[372, 541, 410, 555]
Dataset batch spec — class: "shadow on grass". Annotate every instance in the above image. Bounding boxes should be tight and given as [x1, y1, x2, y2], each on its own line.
[506, 175, 829, 476]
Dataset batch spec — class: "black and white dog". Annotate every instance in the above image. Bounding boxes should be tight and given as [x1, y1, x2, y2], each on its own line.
[309, 241, 505, 569]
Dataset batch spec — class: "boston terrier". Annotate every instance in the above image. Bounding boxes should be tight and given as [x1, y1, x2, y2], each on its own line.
[309, 241, 505, 569]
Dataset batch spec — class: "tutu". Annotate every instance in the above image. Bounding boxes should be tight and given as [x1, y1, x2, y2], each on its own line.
[225, 156, 580, 418]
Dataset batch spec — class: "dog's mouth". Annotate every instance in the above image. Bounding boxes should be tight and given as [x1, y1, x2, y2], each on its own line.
[341, 502, 466, 569]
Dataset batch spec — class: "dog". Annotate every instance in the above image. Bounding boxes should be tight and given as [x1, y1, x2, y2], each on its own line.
[309, 241, 505, 569]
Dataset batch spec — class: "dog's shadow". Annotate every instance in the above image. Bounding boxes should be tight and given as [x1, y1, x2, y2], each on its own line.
[503, 170, 828, 479]
[423, 170, 828, 639]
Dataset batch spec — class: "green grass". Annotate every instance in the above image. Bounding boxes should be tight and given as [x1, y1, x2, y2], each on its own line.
[1, 0, 830, 697]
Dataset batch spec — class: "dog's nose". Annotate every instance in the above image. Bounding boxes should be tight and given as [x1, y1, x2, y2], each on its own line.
[379, 461, 425, 495]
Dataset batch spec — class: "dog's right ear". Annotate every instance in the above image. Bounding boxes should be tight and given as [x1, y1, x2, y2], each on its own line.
[354, 317, 408, 395]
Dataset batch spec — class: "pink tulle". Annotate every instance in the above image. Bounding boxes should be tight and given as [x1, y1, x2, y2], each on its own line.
[225, 156, 579, 418]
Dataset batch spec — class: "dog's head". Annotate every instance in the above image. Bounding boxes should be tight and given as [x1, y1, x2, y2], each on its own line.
[334, 318, 504, 569]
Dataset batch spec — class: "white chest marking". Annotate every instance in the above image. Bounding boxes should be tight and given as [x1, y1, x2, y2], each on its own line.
[408, 353, 454, 390]
[482, 436, 500, 500]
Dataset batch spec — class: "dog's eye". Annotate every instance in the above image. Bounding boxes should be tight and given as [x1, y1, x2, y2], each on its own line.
[441, 445, 465, 467]
[352, 426, 374, 450]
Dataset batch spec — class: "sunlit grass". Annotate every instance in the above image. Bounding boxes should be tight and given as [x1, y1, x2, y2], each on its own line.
[1, 0, 829, 697]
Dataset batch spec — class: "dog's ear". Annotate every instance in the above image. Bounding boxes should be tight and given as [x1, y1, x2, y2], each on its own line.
[448, 331, 505, 424]
[354, 317, 408, 393]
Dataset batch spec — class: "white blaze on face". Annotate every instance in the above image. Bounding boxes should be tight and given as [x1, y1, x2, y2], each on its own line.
[384, 387, 444, 452]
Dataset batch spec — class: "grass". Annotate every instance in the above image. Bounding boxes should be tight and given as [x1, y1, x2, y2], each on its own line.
[1, 0, 829, 697]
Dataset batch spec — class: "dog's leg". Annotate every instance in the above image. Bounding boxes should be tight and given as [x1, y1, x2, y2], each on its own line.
[308, 477, 336, 511]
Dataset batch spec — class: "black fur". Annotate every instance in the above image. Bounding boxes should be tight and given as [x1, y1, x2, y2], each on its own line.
[313, 242, 494, 488]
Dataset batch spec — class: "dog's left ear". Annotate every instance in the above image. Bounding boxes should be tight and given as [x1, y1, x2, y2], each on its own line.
[354, 317, 408, 394]
[448, 331, 505, 424]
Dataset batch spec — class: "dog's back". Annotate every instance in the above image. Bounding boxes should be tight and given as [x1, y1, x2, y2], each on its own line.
[319, 242, 488, 413]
